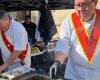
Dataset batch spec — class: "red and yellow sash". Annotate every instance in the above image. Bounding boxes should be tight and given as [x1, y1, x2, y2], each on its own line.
[1, 31, 28, 61]
[71, 10, 100, 64]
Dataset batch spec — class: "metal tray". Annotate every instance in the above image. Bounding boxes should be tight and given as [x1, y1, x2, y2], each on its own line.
[12, 71, 50, 80]
[1, 65, 35, 79]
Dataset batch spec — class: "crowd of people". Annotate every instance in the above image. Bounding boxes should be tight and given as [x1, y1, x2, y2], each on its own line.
[0, 0, 100, 80]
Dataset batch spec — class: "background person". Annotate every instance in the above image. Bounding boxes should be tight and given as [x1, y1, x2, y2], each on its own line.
[22, 15, 37, 45]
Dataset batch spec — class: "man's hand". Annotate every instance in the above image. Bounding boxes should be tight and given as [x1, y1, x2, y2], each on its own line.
[0, 64, 7, 74]
[50, 60, 61, 79]
[0, 50, 22, 74]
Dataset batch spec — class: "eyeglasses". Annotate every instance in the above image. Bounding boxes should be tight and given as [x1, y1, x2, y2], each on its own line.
[74, 1, 94, 9]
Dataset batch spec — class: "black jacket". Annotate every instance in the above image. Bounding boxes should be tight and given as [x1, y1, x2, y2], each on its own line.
[22, 22, 37, 43]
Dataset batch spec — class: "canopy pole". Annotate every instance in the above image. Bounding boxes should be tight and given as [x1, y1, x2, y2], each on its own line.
[45, 0, 48, 4]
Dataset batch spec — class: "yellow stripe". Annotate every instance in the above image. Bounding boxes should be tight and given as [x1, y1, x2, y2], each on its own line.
[70, 14, 89, 63]
[70, 13, 97, 64]
[80, 14, 96, 38]
[80, 14, 96, 64]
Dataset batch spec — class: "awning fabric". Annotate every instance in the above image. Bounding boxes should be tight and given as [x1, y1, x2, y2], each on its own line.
[0, 0, 74, 11]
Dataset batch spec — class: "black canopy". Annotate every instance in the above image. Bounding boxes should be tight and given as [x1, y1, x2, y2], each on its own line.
[0, 0, 74, 11]
[0, 0, 74, 45]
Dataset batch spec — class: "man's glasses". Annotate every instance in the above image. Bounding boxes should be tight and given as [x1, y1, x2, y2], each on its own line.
[74, 1, 94, 9]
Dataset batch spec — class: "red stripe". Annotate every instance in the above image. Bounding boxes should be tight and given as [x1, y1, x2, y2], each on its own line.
[72, 11, 100, 63]
[1, 31, 28, 61]
[1, 31, 14, 51]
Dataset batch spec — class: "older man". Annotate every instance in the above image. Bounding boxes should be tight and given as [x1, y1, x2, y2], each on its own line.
[50, 0, 100, 80]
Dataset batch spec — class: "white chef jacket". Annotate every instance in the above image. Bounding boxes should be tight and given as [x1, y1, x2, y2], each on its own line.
[0, 19, 31, 71]
[55, 12, 100, 80]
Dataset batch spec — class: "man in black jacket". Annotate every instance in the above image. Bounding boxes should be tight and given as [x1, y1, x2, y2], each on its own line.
[22, 15, 37, 45]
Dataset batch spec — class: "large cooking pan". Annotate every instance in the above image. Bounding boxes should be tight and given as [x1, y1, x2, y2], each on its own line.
[12, 71, 50, 80]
